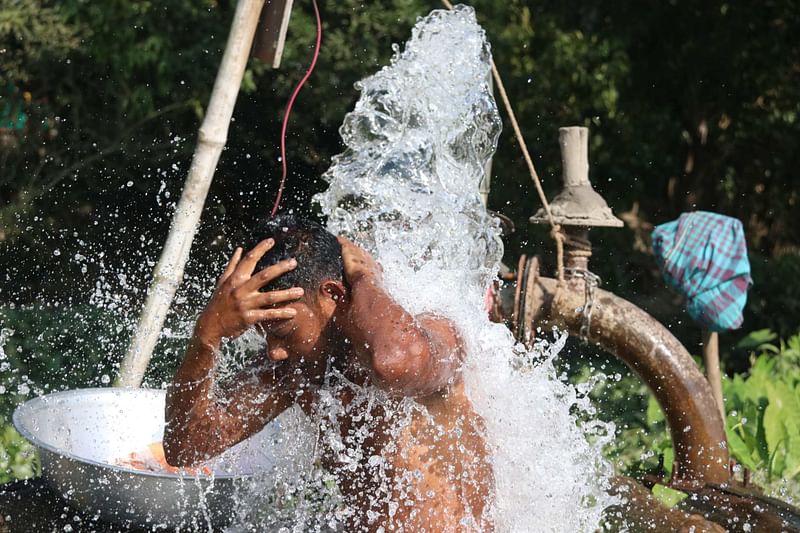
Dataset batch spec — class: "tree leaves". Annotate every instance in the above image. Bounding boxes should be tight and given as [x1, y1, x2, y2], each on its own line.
[0, 0, 82, 83]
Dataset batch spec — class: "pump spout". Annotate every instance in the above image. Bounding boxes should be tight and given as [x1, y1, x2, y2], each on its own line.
[525, 275, 731, 488]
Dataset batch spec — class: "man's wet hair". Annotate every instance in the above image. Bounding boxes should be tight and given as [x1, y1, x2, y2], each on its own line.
[248, 214, 344, 295]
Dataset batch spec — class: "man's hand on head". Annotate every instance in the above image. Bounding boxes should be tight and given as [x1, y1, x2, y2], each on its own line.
[195, 238, 305, 346]
[337, 237, 383, 285]
[336, 237, 464, 396]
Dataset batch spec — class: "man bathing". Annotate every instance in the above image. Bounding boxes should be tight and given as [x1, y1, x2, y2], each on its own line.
[164, 215, 494, 531]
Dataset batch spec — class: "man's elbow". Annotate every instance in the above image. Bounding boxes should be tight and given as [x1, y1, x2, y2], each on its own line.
[372, 340, 434, 395]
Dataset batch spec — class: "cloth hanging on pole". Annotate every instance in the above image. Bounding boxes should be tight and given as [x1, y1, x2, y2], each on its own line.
[652, 211, 752, 332]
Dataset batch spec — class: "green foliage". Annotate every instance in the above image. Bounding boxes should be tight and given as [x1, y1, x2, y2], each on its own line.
[0, 305, 128, 419]
[723, 330, 800, 483]
[0, 304, 191, 484]
[0, 424, 38, 484]
[0, 0, 82, 83]
[1, 2, 798, 281]
[0, 0, 223, 246]
[603, 375, 672, 479]
[566, 355, 673, 479]
[0, 304, 193, 419]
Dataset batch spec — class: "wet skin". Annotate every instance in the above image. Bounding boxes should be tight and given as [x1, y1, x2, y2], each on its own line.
[164, 238, 494, 531]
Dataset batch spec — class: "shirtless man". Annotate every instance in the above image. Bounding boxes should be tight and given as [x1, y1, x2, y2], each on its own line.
[164, 215, 494, 531]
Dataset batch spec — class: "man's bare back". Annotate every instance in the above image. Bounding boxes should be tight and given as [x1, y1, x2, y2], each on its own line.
[163, 216, 494, 531]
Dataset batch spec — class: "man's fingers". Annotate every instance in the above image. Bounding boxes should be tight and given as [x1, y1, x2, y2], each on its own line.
[242, 257, 298, 292]
[246, 307, 297, 323]
[337, 236, 359, 259]
[217, 247, 243, 286]
[336, 236, 365, 260]
[252, 287, 304, 308]
[236, 238, 275, 278]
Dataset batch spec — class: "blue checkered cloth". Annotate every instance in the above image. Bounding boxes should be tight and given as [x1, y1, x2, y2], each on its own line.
[652, 211, 752, 332]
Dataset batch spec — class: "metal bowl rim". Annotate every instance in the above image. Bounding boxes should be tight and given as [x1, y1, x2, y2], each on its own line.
[12, 387, 257, 481]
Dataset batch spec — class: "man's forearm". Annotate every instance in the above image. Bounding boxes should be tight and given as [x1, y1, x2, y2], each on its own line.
[164, 329, 223, 465]
[164, 327, 294, 466]
[168, 320, 224, 402]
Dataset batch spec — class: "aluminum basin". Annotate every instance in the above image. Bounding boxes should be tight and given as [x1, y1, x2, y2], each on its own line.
[12, 387, 280, 528]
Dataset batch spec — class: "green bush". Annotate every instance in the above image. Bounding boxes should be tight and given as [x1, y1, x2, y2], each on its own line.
[0, 424, 38, 484]
[724, 331, 800, 484]
[0, 305, 128, 419]
[573, 361, 673, 479]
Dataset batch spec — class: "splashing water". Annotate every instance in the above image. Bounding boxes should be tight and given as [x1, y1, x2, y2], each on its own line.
[0, 5, 617, 531]
[314, 5, 616, 530]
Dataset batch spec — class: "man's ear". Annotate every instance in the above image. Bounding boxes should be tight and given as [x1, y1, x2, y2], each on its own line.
[319, 280, 348, 306]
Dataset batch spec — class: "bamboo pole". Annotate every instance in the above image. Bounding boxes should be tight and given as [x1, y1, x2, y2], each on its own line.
[703, 330, 726, 423]
[116, 0, 266, 388]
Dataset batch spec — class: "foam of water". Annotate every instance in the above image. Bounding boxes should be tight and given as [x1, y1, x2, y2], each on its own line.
[312, 5, 616, 530]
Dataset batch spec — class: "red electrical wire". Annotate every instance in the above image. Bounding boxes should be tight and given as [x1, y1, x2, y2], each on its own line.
[270, 0, 323, 218]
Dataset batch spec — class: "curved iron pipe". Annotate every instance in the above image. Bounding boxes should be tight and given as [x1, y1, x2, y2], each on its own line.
[527, 276, 730, 489]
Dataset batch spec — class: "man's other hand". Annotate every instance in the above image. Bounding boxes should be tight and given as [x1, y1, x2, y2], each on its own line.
[196, 239, 304, 344]
[338, 237, 382, 285]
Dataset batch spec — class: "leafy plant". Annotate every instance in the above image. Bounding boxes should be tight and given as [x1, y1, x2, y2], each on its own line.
[0, 424, 38, 484]
[723, 330, 800, 483]
[0, 0, 82, 83]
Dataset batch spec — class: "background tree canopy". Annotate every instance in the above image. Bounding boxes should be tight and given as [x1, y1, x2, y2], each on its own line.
[1, 0, 799, 360]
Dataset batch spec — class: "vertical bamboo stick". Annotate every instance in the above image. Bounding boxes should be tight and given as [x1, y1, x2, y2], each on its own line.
[116, 0, 266, 388]
[702, 330, 726, 423]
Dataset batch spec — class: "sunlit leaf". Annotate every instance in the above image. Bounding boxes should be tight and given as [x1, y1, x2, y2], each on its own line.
[735, 329, 778, 351]
[651, 483, 688, 508]
[646, 395, 664, 426]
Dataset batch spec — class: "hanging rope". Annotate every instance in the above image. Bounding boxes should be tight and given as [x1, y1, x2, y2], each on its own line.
[270, 0, 323, 218]
[439, 0, 565, 282]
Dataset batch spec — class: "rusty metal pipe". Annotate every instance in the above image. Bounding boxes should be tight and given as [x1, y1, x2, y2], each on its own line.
[528, 276, 730, 489]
